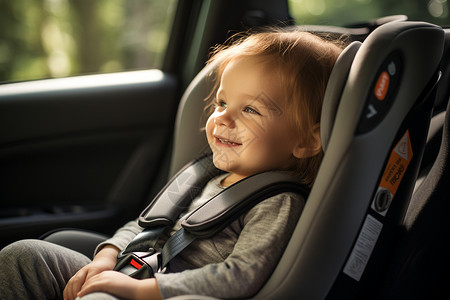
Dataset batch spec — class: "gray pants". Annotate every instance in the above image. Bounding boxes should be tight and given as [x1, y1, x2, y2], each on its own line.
[0, 239, 118, 300]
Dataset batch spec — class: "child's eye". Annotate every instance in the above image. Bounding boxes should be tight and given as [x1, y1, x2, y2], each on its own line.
[216, 99, 227, 108]
[243, 106, 261, 115]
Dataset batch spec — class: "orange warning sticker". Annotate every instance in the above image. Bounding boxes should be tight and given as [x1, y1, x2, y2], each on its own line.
[374, 71, 390, 101]
[371, 130, 413, 216]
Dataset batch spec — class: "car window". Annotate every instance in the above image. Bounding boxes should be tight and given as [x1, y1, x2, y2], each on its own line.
[288, 0, 449, 26]
[0, 0, 177, 83]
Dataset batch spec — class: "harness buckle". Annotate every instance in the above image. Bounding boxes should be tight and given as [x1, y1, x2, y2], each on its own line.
[114, 248, 164, 279]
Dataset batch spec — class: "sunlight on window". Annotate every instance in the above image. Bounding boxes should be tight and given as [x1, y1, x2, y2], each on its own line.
[0, 69, 165, 96]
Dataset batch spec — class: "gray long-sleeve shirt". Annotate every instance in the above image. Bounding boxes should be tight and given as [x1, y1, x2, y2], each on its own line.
[96, 174, 304, 299]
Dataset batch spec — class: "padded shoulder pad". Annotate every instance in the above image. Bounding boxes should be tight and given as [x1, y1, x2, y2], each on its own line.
[182, 172, 308, 238]
[139, 155, 221, 227]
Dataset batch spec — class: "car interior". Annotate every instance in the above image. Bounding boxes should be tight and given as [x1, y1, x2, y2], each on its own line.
[1, 1, 449, 299]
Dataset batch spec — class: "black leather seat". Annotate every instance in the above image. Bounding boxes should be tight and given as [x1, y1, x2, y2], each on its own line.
[41, 228, 109, 258]
[376, 99, 450, 300]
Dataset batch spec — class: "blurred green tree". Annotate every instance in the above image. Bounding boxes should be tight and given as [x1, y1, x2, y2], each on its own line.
[2, 0, 448, 83]
[289, 0, 449, 26]
[0, 0, 176, 83]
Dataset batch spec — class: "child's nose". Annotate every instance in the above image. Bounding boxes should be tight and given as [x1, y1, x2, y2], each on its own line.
[214, 109, 236, 128]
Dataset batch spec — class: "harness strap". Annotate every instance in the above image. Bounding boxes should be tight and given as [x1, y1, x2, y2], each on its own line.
[114, 155, 309, 279]
[139, 154, 222, 228]
[155, 172, 309, 269]
[182, 171, 310, 238]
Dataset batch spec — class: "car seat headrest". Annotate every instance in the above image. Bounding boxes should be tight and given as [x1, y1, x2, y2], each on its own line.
[321, 41, 361, 151]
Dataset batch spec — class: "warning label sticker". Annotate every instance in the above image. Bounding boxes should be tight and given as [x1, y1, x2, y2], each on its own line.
[343, 214, 383, 281]
[371, 130, 413, 216]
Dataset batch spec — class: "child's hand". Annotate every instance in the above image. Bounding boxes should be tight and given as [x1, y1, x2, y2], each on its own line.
[63, 245, 119, 300]
[76, 271, 136, 299]
[77, 271, 162, 300]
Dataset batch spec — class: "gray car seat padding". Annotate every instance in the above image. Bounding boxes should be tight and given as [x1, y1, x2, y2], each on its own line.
[168, 62, 216, 177]
[321, 41, 361, 151]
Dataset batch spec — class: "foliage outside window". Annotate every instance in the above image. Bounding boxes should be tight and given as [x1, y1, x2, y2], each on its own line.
[0, 0, 176, 83]
[289, 0, 449, 26]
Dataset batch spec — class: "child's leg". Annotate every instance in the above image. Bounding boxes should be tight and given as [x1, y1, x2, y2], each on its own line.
[0, 239, 91, 299]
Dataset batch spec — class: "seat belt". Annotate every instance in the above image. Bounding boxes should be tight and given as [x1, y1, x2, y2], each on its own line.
[114, 155, 309, 279]
[161, 227, 195, 268]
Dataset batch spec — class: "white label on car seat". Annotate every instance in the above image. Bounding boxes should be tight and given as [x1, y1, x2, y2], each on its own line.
[343, 214, 383, 281]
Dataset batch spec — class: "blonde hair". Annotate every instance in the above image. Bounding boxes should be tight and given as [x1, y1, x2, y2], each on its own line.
[205, 29, 346, 187]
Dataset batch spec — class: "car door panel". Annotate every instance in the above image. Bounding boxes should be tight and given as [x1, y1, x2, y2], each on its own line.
[0, 70, 178, 247]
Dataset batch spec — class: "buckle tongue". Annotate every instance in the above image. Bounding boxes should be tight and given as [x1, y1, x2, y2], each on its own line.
[114, 248, 161, 279]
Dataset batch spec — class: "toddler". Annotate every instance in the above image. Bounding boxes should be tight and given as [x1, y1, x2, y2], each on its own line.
[0, 29, 345, 300]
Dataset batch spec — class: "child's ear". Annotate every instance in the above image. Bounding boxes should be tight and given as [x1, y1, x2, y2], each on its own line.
[292, 123, 322, 158]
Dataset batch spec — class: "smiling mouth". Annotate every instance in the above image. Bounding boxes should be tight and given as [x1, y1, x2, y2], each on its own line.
[215, 136, 242, 146]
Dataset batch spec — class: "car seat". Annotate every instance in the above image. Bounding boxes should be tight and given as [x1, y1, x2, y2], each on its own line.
[253, 21, 443, 300]
[44, 21, 444, 299]
[131, 20, 445, 300]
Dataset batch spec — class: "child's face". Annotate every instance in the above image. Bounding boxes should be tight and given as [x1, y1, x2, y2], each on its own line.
[205, 56, 301, 185]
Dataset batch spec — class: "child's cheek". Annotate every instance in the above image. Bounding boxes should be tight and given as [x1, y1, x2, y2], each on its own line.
[205, 115, 215, 143]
